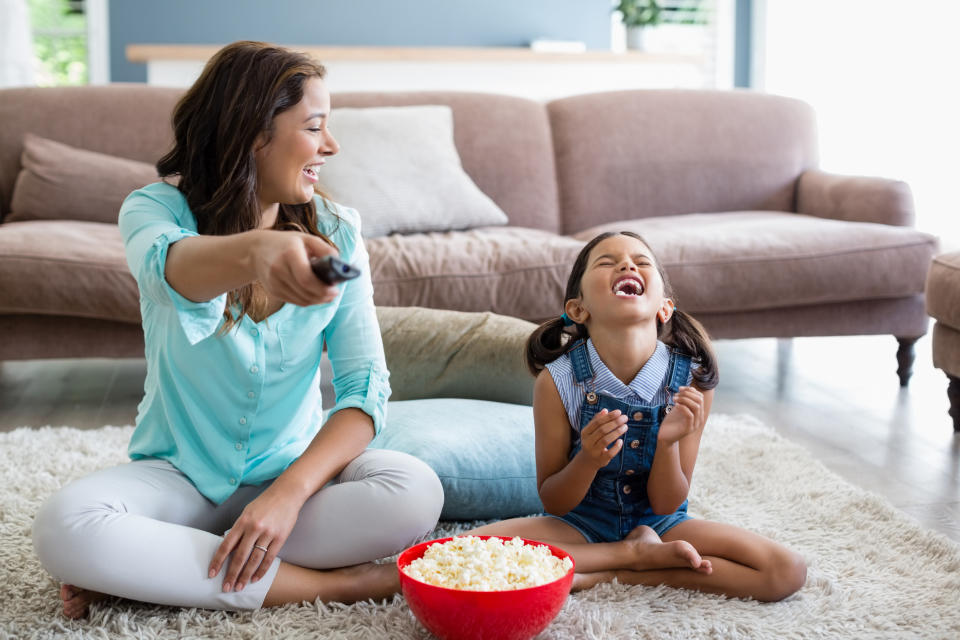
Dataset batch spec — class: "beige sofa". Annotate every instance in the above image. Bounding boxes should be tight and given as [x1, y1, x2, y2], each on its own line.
[0, 85, 938, 384]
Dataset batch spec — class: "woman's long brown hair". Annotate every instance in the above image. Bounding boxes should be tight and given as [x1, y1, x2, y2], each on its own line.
[525, 231, 718, 390]
[156, 40, 338, 332]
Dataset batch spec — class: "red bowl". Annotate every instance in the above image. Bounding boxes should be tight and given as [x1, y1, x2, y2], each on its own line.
[397, 535, 575, 640]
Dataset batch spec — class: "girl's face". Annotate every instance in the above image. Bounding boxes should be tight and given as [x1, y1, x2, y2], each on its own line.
[254, 77, 339, 211]
[568, 234, 670, 328]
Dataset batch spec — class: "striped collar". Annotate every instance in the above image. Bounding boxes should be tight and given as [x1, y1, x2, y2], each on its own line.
[585, 338, 670, 404]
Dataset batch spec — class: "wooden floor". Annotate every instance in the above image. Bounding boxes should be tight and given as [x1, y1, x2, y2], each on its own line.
[1, 333, 957, 542]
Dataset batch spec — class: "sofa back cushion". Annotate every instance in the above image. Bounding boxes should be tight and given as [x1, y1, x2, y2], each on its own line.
[548, 90, 819, 234]
[0, 87, 561, 233]
[333, 91, 560, 233]
[0, 86, 183, 221]
[9, 134, 161, 224]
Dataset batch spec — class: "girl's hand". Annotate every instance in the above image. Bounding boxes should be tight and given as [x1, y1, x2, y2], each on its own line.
[252, 230, 340, 307]
[208, 487, 302, 593]
[576, 408, 629, 470]
[657, 386, 705, 445]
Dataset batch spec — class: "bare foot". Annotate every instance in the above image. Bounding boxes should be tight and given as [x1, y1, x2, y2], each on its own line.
[623, 526, 713, 574]
[265, 560, 401, 607]
[572, 570, 617, 592]
[337, 561, 401, 603]
[59, 584, 106, 619]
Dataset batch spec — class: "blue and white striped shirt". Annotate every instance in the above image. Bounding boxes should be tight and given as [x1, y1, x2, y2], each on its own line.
[545, 339, 691, 432]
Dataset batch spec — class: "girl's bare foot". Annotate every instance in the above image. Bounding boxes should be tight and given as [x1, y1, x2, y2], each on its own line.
[59, 584, 106, 619]
[624, 526, 712, 574]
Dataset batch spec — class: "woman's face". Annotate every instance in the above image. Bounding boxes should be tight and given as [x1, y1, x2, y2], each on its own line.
[254, 77, 339, 212]
[570, 234, 668, 327]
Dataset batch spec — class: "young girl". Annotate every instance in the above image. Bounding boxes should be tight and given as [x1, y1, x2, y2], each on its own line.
[471, 231, 806, 601]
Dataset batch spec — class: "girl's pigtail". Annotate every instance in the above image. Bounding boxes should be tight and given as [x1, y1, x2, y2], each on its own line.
[525, 317, 586, 376]
[661, 309, 719, 390]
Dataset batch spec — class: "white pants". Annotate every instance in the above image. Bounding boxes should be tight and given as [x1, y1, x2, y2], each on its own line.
[32, 449, 443, 610]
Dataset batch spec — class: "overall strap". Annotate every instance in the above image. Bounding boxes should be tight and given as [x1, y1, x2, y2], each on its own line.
[568, 339, 594, 384]
[666, 350, 693, 393]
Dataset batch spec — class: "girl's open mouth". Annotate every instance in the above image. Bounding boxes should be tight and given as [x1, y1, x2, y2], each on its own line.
[612, 276, 645, 297]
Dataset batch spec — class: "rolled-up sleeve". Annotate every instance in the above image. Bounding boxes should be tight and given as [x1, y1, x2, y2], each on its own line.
[322, 211, 391, 433]
[118, 186, 227, 344]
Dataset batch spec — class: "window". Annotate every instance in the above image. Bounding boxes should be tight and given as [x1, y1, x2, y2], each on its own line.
[28, 0, 88, 85]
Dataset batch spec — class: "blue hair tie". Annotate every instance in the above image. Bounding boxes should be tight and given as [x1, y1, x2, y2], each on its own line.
[560, 312, 574, 326]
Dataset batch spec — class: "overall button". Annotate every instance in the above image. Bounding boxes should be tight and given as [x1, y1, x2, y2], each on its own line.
[630, 439, 640, 449]
[623, 485, 632, 494]
[625, 469, 635, 475]
[250, 328, 259, 337]
[633, 411, 644, 421]
[235, 442, 243, 451]
[247, 391, 255, 399]
[229, 477, 237, 485]
[239, 417, 247, 425]
[250, 365, 259, 374]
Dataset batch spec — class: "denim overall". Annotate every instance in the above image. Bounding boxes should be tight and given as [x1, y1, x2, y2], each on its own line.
[557, 339, 693, 542]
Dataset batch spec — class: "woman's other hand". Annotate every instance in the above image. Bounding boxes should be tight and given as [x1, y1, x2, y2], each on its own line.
[657, 386, 705, 445]
[576, 408, 628, 470]
[207, 486, 301, 592]
[251, 230, 340, 307]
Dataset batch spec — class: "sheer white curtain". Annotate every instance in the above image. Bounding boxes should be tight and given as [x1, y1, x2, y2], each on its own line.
[758, 0, 960, 248]
[0, 0, 35, 87]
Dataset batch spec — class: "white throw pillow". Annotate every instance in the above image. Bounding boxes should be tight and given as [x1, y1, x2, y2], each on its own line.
[319, 105, 509, 237]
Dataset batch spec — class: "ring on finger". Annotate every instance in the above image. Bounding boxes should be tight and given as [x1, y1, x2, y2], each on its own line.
[254, 544, 269, 553]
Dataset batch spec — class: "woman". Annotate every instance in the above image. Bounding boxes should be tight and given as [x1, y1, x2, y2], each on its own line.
[32, 41, 443, 618]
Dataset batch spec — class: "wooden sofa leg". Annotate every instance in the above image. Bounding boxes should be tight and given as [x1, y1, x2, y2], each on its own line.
[948, 375, 960, 433]
[895, 336, 919, 387]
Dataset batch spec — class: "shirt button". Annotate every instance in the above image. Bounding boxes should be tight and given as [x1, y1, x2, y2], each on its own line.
[250, 365, 259, 374]
[247, 391, 255, 399]
[250, 328, 259, 337]
[633, 412, 644, 420]
[235, 442, 243, 451]
[626, 469, 635, 475]
[239, 417, 247, 425]
[630, 439, 640, 449]
[623, 485, 632, 494]
[229, 477, 237, 485]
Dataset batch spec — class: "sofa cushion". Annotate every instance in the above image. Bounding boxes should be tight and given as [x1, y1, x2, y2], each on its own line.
[8, 134, 160, 224]
[367, 227, 585, 322]
[548, 90, 818, 234]
[320, 105, 508, 238]
[377, 306, 536, 405]
[369, 398, 542, 520]
[0, 220, 140, 322]
[926, 252, 960, 330]
[332, 91, 560, 233]
[574, 211, 938, 314]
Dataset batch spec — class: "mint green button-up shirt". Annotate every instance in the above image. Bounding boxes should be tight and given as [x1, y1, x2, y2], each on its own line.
[118, 182, 390, 504]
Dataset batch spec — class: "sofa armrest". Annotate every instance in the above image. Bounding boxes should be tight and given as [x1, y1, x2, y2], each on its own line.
[797, 169, 916, 227]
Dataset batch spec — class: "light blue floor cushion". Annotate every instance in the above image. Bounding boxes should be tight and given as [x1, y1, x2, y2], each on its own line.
[369, 398, 543, 520]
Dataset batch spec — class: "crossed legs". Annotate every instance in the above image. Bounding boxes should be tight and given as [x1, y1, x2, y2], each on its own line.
[468, 516, 805, 602]
[34, 450, 442, 618]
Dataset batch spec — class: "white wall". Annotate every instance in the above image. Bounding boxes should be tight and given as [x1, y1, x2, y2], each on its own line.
[758, 0, 960, 247]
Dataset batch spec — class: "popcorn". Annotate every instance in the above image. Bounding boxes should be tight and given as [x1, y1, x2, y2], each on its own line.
[402, 536, 573, 591]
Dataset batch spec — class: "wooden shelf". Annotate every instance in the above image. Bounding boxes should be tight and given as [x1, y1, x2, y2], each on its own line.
[126, 44, 702, 66]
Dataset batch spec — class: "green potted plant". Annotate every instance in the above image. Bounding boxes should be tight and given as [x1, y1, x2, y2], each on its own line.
[614, 0, 663, 50]
[615, 0, 708, 51]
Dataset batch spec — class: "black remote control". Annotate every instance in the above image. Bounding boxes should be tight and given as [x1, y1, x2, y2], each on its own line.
[310, 255, 362, 285]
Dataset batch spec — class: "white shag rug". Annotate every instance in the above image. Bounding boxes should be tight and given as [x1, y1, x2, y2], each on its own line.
[2, 414, 959, 640]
